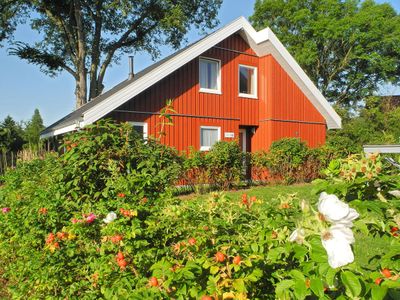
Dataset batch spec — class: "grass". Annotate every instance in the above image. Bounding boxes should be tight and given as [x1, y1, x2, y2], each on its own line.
[179, 183, 318, 203]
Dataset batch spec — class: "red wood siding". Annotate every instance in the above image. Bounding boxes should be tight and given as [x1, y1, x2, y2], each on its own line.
[108, 34, 326, 153]
[109, 34, 258, 152]
[252, 55, 326, 151]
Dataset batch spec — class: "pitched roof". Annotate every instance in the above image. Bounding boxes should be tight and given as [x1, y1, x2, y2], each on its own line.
[40, 39, 205, 137]
[41, 17, 341, 138]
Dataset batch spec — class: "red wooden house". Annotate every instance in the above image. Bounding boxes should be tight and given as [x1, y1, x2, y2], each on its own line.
[41, 17, 341, 154]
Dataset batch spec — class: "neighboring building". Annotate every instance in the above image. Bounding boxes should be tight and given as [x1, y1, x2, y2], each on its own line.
[41, 17, 341, 153]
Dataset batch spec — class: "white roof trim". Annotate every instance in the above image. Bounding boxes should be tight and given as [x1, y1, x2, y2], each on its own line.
[364, 145, 400, 153]
[40, 124, 78, 139]
[51, 16, 341, 137]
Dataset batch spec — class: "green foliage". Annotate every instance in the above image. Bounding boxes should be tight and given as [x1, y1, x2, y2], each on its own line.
[59, 119, 183, 202]
[251, 138, 335, 184]
[1, 130, 400, 298]
[1, 0, 223, 106]
[0, 115, 24, 152]
[327, 96, 400, 156]
[250, 0, 400, 109]
[24, 108, 44, 150]
[183, 141, 245, 191]
[1, 160, 399, 298]
[313, 153, 400, 201]
[204, 141, 245, 190]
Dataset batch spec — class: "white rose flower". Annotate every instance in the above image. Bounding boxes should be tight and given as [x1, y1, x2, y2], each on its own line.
[333, 208, 359, 228]
[103, 211, 117, 224]
[318, 192, 359, 224]
[321, 224, 355, 268]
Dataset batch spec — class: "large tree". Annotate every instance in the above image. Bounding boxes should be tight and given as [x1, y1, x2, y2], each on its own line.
[0, 0, 222, 108]
[250, 0, 400, 109]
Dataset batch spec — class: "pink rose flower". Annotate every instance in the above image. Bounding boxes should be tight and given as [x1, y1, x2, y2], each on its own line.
[2, 207, 11, 213]
[86, 213, 96, 223]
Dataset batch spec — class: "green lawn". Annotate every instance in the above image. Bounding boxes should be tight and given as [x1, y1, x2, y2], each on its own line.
[179, 183, 318, 203]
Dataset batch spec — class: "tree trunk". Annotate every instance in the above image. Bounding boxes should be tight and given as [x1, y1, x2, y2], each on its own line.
[75, 74, 87, 108]
[74, 0, 87, 109]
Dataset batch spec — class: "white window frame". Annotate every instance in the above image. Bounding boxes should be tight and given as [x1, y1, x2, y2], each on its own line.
[200, 126, 221, 151]
[130, 122, 148, 140]
[238, 64, 258, 99]
[199, 57, 222, 95]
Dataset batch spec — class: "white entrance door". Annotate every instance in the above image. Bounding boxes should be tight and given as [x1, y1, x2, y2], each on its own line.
[239, 129, 247, 152]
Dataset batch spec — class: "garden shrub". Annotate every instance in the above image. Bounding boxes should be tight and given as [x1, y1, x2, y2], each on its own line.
[204, 140, 244, 190]
[59, 119, 183, 202]
[183, 141, 245, 192]
[0, 120, 184, 298]
[313, 153, 400, 201]
[251, 138, 335, 184]
[1, 143, 400, 298]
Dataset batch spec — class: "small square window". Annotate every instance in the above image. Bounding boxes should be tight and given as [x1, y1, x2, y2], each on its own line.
[200, 126, 221, 151]
[130, 122, 148, 139]
[199, 58, 221, 94]
[239, 65, 257, 98]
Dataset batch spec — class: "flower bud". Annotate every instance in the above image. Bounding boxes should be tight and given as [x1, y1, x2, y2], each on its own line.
[300, 200, 310, 213]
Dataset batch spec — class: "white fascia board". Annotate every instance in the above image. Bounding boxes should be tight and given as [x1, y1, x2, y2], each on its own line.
[40, 124, 78, 139]
[262, 29, 341, 129]
[83, 17, 249, 125]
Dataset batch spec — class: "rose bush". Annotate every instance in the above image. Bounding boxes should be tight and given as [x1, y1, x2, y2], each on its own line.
[0, 122, 399, 299]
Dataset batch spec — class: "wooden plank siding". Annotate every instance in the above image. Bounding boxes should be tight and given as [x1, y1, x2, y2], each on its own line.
[252, 55, 326, 151]
[108, 33, 326, 153]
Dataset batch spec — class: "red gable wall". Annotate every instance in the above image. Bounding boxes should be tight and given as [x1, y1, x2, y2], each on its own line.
[107, 33, 326, 152]
[253, 55, 326, 150]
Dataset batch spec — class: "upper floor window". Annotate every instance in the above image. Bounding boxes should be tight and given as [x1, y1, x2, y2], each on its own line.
[239, 65, 257, 98]
[130, 122, 148, 140]
[199, 57, 221, 94]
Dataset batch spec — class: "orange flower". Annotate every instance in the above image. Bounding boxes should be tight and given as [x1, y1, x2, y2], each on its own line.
[56, 232, 68, 240]
[111, 235, 123, 244]
[233, 255, 241, 265]
[46, 233, 55, 244]
[214, 251, 226, 263]
[38, 207, 48, 214]
[381, 268, 391, 278]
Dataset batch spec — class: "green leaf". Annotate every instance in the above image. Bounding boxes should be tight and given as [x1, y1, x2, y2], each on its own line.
[232, 279, 246, 293]
[293, 280, 308, 300]
[251, 243, 258, 253]
[210, 266, 219, 275]
[310, 277, 324, 298]
[341, 271, 361, 298]
[275, 280, 295, 298]
[290, 270, 305, 282]
[325, 268, 337, 288]
[371, 285, 388, 300]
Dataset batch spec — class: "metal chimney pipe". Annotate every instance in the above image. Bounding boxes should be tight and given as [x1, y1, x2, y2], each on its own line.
[128, 56, 134, 80]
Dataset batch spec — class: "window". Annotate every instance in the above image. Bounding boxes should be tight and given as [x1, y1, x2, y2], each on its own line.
[130, 122, 148, 139]
[199, 58, 221, 94]
[239, 65, 257, 98]
[200, 126, 221, 151]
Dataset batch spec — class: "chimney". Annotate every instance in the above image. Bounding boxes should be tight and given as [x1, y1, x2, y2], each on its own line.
[128, 56, 134, 80]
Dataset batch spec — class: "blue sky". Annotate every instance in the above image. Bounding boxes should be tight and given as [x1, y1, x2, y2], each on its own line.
[0, 0, 399, 126]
